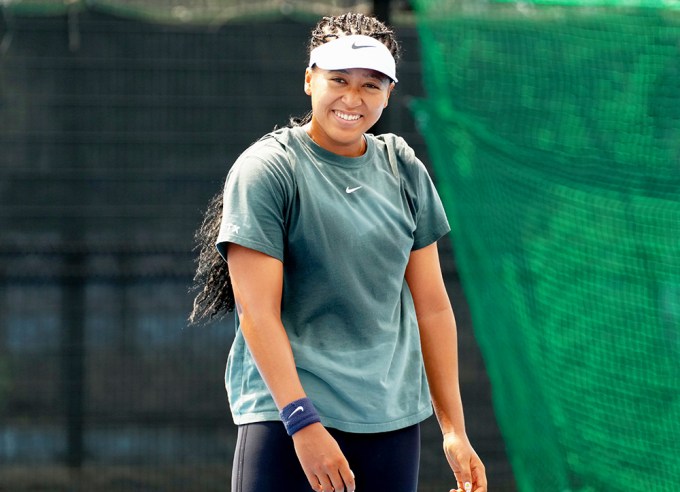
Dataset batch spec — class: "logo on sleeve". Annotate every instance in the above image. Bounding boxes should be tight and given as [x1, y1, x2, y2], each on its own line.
[224, 223, 240, 234]
[345, 186, 362, 194]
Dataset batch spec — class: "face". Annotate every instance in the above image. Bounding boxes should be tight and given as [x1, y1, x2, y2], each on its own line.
[304, 66, 394, 157]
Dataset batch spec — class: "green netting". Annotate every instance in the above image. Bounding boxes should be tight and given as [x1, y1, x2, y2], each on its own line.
[420, 0, 680, 9]
[493, 0, 680, 7]
[412, 2, 680, 491]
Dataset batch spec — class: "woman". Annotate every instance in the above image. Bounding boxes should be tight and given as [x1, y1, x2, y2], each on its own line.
[190, 12, 487, 492]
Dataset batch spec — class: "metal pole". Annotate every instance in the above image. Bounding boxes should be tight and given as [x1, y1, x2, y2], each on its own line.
[61, 242, 85, 469]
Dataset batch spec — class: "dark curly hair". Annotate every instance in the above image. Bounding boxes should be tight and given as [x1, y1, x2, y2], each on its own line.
[188, 12, 401, 325]
[292, 12, 401, 127]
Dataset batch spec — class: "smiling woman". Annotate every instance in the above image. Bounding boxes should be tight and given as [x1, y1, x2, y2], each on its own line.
[304, 60, 394, 156]
[189, 11, 487, 492]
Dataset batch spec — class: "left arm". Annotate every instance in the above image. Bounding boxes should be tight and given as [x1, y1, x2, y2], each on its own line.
[405, 242, 487, 492]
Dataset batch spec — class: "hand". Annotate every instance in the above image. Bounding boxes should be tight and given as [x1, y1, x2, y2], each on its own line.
[292, 423, 355, 492]
[443, 432, 487, 492]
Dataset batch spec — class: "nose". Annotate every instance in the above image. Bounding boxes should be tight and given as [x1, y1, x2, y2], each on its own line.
[341, 87, 362, 108]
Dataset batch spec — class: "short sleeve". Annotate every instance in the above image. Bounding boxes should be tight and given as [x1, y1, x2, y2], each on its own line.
[391, 135, 451, 250]
[216, 139, 294, 262]
[412, 165, 450, 249]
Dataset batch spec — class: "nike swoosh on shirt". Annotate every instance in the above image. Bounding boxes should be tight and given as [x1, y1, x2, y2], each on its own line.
[351, 41, 375, 49]
[288, 406, 304, 418]
[346, 186, 362, 194]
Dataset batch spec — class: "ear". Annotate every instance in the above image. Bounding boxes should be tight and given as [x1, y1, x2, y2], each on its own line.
[304, 67, 313, 96]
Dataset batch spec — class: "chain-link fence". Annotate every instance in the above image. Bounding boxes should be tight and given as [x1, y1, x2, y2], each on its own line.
[0, 10, 514, 490]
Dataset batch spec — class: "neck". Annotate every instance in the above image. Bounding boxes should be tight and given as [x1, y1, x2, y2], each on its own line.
[303, 122, 366, 157]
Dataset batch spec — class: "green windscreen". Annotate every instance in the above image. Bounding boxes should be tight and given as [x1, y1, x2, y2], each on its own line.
[412, 2, 680, 491]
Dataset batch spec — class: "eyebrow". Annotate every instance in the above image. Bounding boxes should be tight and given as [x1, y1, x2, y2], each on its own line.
[328, 69, 388, 83]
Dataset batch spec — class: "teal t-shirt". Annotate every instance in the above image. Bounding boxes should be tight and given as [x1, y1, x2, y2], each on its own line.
[216, 125, 450, 433]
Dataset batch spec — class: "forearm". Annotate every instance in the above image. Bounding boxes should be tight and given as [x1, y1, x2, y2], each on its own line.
[419, 307, 467, 436]
[226, 243, 306, 411]
[420, 308, 487, 491]
[239, 311, 306, 410]
[226, 246, 353, 490]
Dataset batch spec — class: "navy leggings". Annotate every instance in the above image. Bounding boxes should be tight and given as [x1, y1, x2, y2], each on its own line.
[231, 421, 421, 492]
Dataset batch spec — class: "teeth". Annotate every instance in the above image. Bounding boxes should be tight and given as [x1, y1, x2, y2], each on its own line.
[335, 111, 361, 121]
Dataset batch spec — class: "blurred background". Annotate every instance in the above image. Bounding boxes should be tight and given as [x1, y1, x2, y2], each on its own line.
[0, 0, 678, 491]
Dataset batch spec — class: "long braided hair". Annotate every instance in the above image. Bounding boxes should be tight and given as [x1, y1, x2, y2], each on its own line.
[188, 12, 401, 325]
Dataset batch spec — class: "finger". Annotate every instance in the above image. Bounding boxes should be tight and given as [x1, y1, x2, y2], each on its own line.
[316, 475, 334, 492]
[302, 470, 322, 492]
[307, 480, 319, 492]
[305, 474, 331, 492]
[328, 467, 352, 492]
[457, 462, 473, 492]
[472, 478, 487, 492]
[303, 472, 319, 491]
[311, 480, 324, 492]
[472, 477, 488, 491]
[339, 467, 355, 492]
[443, 448, 468, 489]
[329, 473, 345, 492]
[471, 459, 487, 491]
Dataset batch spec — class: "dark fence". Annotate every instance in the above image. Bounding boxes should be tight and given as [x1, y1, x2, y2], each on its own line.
[0, 11, 515, 490]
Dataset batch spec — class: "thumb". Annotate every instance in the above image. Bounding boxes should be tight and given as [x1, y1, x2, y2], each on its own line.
[443, 433, 473, 492]
[456, 464, 473, 491]
[449, 485, 471, 492]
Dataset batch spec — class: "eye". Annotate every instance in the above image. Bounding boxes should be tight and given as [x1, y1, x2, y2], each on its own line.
[364, 83, 380, 90]
[330, 77, 347, 84]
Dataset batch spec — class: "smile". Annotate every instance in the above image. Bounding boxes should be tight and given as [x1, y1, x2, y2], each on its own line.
[334, 110, 362, 121]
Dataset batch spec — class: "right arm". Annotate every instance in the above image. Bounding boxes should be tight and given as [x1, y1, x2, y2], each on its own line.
[226, 243, 356, 492]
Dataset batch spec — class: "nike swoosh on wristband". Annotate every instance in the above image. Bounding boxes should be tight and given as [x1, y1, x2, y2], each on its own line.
[346, 186, 362, 194]
[351, 41, 375, 49]
[288, 406, 304, 418]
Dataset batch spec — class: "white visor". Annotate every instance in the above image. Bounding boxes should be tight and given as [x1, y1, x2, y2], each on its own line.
[308, 34, 398, 83]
